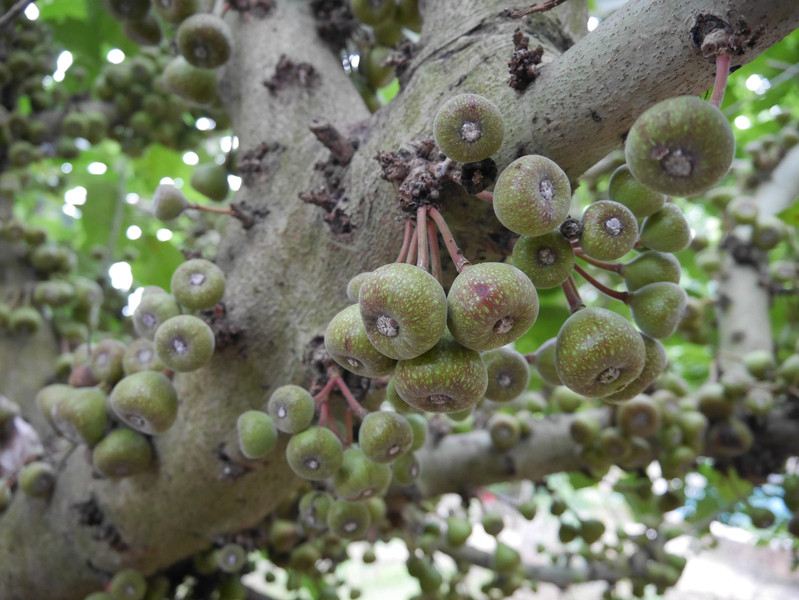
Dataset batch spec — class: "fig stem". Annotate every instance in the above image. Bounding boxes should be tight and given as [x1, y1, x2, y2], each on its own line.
[428, 207, 472, 272]
[395, 218, 414, 263]
[428, 218, 443, 282]
[335, 377, 368, 419]
[574, 248, 624, 273]
[188, 202, 233, 215]
[561, 275, 585, 313]
[416, 205, 430, 271]
[319, 399, 346, 443]
[573, 263, 629, 302]
[476, 190, 494, 203]
[523, 352, 536, 365]
[313, 377, 338, 405]
[709, 54, 731, 108]
[405, 223, 419, 265]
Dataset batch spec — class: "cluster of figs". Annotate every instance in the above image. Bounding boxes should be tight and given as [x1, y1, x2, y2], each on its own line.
[325, 91, 736, 411]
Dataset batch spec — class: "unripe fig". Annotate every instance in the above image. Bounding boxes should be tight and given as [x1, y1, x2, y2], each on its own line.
[190, 163, 229, 202]
[52, 387, 109, 445]
[327, 499, 371, 539]
[638, 203, 691, 253]
[726, 195, 758, 225]
[36, 384, 73, 429]
[19, 461, 55, 498]
[216, 543, 247, 573]
[363, 46, 395, 89]
[597, 427, 631, 462]
[122, 338, 165, 374]
[512, 231, 575, 289]
[0, 395, 19, 428]
[33, 280, 74, 307]
[93, 428, 153, 477]
[493, 155, 571, 237]
[351, 0, 396, 25]
[392, 451, 421, 486]
[446, 262, 539, 351]
[482, 512, 504, 536]
[579, 200, 638, 261]
[105, 0, 150, 21]
[487, 412, 520, 451]
[518, 499, 537, 520]
[492, 542, 520, 574]
[325, 304, 397, 377]
[123, 14, 162, 46]
[551, 385, 585, 412]
[358, 410, 413, 463]
[133, 289, 181, 340]
[286, 426, 343, 480]
[358, 263, 447, 360]
[332, 447, 392, 500]
[532, 337, 562, 386]
[171, 258, 225, 311]
[569, 412, 601, 446]
[108, 568, 147, 600]
[404, 413, 428, 451]
[743, 349, 775, 380]
[628, 282, 687, 339]
[346, 271, 371, 303]
[153, 0, 198, 23]
[394, 331, 488, 413]
[237, 411, 277, 459]
[163, 56, 218, 105]
[752, 216, 787, 251]
[153, 184, 189, 221]
[482, 347, 530, 403]
[616, 394, 661, 437]
[604, 334, 666, 402]
[607, 164, 666, 218]
[625, 95, 734, 196]
[8, 306, 43, 334]
[298, 490, 333, 530]
[620, 251, 681, 292]
[555, 307, 646, 398]
[177, 13, 233, 69]
[154, 314, 215, 372]
[433, 93, 504, 163]
[445, 516, 472, 547]
[266, 385, 315, 434]
[384, 376, 419, 414]
[90, 338, 127, 384]
[705, 417, 753, 458]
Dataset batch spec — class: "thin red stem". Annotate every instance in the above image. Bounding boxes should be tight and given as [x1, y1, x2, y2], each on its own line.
[523, 353, 536, 365]
[406, 224, 419, 265]
[561, 275, 585, 313]
[476, 190, 494, 203]
[428, 207, 471, 272]
[573, 263, 629, 303]
[416, 205, 429, 271]
[574, 249, 624, 273]
[395, 218, 414, 263]
[709, 54, 731, 108]
[189, 202, 233, 215]
[319, 400, 346, 443]
[335, 377, 368, 419]
[313, 378, 337, 405]
[427, 218, 442, 283]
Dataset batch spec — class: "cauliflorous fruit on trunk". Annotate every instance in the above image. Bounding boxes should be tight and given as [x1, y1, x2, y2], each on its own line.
[359, 263, 447, 360]
[488, 412, 520, 451]
[482, 347, 530, 403]
[616, 394, 661, 437]
[493, 155, 571, 237]
[555, 307, 646, 398]
[392, 451, 421, 486]
[286, 426, 344, 481]
[447, 262, 539, 351]
[394, 331, 488, 413]
[625, 96, 734, 196]
[358, 411, 413, 463]
[133, 288, 181, 340]
[154, 314, 215, 371]
[579, 200, 638, 261]
[299, 490, 333, 531]
[19, 461, 55, 498]
[52, 386, 108, 445]
[628, 282, 687, 339]
[621, 251, 681, 292]
[267, 385, 315, 434]
[90, 338, 127, 384]
[433, 93, 504, 163]
[171, 259, 225, 311]
[163, 56, 218, 105]
[325, 304, 397, 377]
[327, 499, 371, 539]
[638, 203, 692, 253]
[177, 13, 233, 69]
[122, 338, 165, 374]
[93, 428, 153, 477]
[512, 230, 575, 289]
[237, 411, 278, 459]
[607, 164, 666, 218]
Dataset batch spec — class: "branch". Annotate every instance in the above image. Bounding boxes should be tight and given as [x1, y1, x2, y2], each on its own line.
[0, 0, 31, 29]
[505, 0, 570, 19]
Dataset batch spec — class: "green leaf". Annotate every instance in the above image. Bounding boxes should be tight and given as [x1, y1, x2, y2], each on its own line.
[130, 235, 185, 290]
[777, 199, 799, 227]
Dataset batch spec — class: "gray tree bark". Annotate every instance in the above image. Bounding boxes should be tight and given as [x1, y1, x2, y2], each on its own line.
[1, 0, 798, 598]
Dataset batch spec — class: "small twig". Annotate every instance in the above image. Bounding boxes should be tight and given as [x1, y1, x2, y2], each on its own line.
[416, 205, 429, 271]
[313, 378, 337, 405]
[405, 224, 419, 266]
[189, 202, 233, 215]
[0, 0, 31, 29]
[574, 248, 624, 273]
[334, 377, 368, 419]
[428, 207, 471, 272]
[308, 118, 355, 165]
[427, 219, 442, 282]
[561, 275, 585, 313]
[476, 190, 494, 203]
[709, 54, 731, 108]
[505, 0, 569, 19]
[572, 263, 629, 303]
[395, 218, 414, 263]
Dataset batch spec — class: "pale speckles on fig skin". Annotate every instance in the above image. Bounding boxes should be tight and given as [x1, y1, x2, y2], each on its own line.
[482, 347, 530, 403]
[512, 231, 575, 289]
[624, 95, 735, 197]
[639, 203, 692, 253]
[109, 371, 179, 435]
[555, 307, 646, 398]
[493, 155, 572, 237]
[324, 304, 396, 377]
[433, 93, 505, 163]
[628, 281, 687, 339]
[394, 332, 488, 413]
[358, 263, 447, 360]
[447, 262, 539, 352]
[579, 200, 638, 261]
[604, 334, 667, 403]
[154, 314, 215, 372]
